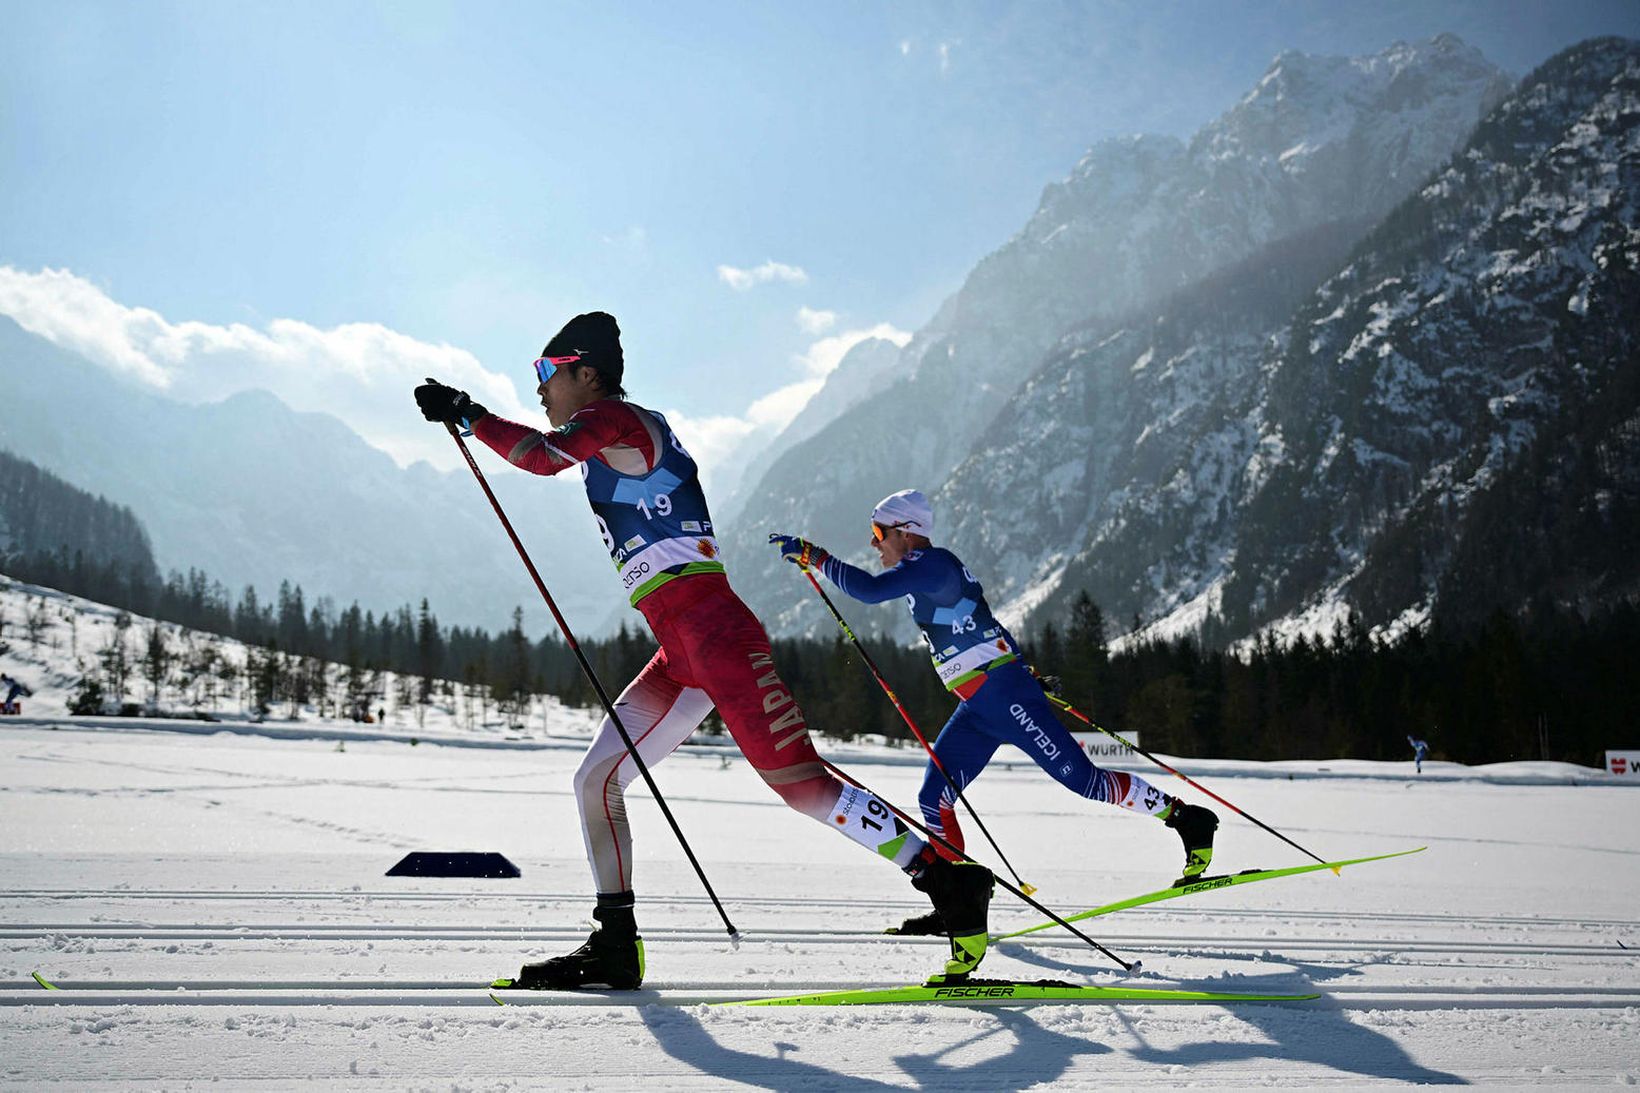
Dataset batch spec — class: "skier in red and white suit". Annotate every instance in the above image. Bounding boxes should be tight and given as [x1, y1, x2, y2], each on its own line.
[415, 312, 994, 989]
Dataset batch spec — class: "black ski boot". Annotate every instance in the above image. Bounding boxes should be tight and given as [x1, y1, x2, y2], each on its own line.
[1164, 801, 1220, 883]
[510, 893, 644, 990]
[911, 856, 995, 982]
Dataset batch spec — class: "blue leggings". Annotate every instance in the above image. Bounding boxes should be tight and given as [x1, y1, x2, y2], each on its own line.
[918, 663, 1167, 848]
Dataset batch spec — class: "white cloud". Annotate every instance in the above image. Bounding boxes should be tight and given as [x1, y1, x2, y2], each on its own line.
[794, 322, 911, 385]
[665, 322, 911, 492]
[716, 260, 808, 291]
[796, 306, 837, 334]
[0, 265, 911, 497]
[749, 321, 910, 430]
[0, 265, 536, 472]
[899, 39, 912, 57]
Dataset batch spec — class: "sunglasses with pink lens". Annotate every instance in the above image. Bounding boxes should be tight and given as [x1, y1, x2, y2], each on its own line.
[533, 354, 583, 384]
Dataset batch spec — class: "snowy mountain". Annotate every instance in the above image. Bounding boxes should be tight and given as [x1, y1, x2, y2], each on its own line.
[725, 35, 1514, 637]
[712, 336, 906, 522]
[944, 37, 1640, 644]
[0, 318, 617, 636]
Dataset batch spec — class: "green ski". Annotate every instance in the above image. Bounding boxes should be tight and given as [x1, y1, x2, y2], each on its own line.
[724, 978, 1318, 1007]
[31, 972, 59, 990]
[998, 846, 1426, 940]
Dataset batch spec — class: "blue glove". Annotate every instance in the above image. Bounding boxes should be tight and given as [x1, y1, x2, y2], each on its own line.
[768, 534, 830, 569]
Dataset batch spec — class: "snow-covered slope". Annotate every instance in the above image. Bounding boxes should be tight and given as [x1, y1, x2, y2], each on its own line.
[725, 36, 1512, 637]
[0, 572, 601, 739]
[946, 37, 1639, 643]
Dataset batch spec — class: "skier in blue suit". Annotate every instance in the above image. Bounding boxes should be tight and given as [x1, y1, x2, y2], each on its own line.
[1408, 735, 1429, 774]
[773, 489, 1219, 933]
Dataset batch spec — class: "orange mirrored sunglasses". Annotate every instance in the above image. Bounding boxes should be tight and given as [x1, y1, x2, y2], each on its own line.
[871, 520, 914, 542]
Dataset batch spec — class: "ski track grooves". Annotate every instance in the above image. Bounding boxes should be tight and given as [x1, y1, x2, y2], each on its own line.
[9, 888, 1635, 931]
[4, 923, 1629, 958]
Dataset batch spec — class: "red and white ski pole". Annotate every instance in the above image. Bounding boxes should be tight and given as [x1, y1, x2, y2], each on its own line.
[818, 757, 1134, 973]
[442, 420, 741, 939]
[1046, 693, 1334, 870]
[797, 565, 1037, 895]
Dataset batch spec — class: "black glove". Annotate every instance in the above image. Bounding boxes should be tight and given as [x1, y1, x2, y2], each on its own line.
[415, 379, 488, 428]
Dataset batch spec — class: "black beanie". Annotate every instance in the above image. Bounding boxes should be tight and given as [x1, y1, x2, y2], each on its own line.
[543, 311, 625, 396]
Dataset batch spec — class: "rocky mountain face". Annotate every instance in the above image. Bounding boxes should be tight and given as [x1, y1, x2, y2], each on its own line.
[945, 37, 1639, 645]
[0, 319, 616, 635]
[724, 35, 1516, 637]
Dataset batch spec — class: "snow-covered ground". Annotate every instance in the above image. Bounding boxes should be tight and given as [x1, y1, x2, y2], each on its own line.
[3, 711, 1637, 1088]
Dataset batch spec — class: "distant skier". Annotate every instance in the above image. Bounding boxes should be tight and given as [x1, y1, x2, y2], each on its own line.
[415, 313, 993, 990]
[771, 489, 1219, 934]
[0, 673, 29, 714]
[1408, 735, 1429, 774]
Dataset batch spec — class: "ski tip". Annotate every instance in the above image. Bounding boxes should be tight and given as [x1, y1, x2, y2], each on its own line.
[31, 971, 58, 990]
[489, 992, 507, 1006]
[490, 977, 517, 990]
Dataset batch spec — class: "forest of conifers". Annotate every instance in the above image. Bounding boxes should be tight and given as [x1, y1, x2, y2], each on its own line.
[6, 541, 1634, 768]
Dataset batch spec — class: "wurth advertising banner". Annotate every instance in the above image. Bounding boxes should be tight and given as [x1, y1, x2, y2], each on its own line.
[1070, 731, 1140, 761]
[1605, 751, 1640, 776]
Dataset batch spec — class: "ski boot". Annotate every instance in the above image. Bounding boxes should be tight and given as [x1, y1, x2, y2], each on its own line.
[911, 856, 995, 984]
[1163, 801, 1220, 884]
[507, 893, 644, 990]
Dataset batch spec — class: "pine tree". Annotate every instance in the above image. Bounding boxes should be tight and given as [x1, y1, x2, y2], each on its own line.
[1063, 590, 1109, 712]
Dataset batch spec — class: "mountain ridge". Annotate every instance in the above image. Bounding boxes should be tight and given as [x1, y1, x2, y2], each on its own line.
[949, 36, 1639, 646]
[0, 317, 615, 636]
[725, 34, 1517, 640]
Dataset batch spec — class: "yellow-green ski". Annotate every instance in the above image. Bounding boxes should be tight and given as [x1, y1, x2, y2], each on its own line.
[998, 847, 1426, 940]
[724, 978, 1318, 1007]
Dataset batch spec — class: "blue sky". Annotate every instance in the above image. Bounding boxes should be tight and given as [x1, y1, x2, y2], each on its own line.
[3, 0, 1636, 477]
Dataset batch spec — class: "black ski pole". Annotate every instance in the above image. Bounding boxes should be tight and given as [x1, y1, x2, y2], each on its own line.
[1046, 693, 1332, 870]
[797, 565, 1037, 894]
[441, 420, 740, 940]
[818, 757, 1135, 973]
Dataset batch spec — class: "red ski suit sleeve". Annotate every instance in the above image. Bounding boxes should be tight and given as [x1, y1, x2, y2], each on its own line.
[469, 401, 659, 476]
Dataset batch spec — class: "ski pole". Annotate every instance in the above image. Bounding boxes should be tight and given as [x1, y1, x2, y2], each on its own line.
[441, 421, 741, 940]
[817, 756, 1135, 973]
[1045, 693, 1333, 870]
[797, 565, 1037, 895]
